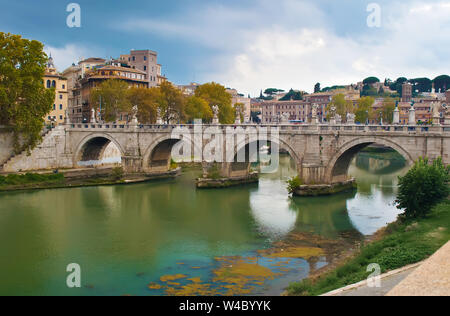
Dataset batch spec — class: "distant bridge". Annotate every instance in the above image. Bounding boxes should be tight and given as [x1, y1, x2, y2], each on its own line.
[2, 122, 449, 186]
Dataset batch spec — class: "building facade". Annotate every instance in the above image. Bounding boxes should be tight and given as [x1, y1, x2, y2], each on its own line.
[260, 100, 310, 123]
[402, 83, 413, 102]
[63, 58, 106, 123]
[80, 65, 149, 123]
[127, 50, 159, 87]
[63, 49, 166, 123]
[44, 56, 68, 126]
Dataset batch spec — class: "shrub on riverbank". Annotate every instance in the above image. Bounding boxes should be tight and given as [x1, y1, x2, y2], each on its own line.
[0, 173, 64, 186]
[287, 176, 303, 194]
[287, 200, 450, 296]
[111, 167, 124, 180]
[396, 157, 450, 218]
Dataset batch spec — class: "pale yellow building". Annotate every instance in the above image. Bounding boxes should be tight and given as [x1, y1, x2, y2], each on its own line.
[44, 56, 68, 125]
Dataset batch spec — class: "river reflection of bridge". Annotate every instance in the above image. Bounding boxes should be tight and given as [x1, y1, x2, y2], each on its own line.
[355, 151, 407, 175]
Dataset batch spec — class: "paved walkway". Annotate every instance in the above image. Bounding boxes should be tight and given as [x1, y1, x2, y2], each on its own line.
[322, 263, 420, 296]
[323, 241, 450, 296]
[387, 241, 450, 296]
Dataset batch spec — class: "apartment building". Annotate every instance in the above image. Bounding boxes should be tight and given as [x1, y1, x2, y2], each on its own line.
[126, 50, 159, 87]
[44, 56, 68, 126]
[80, 65, 149, 122]
[63, 58, 106, 123]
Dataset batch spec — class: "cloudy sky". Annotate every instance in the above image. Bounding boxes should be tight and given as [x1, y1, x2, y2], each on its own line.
[1, 0, 449, 95]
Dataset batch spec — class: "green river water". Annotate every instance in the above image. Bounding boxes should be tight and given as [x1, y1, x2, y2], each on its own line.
[0, 153, 408, 296]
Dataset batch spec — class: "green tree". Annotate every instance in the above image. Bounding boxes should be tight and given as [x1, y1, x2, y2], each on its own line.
[128, 86, 160, 124]
[90, 79, 132, 122]
[381, 97, 396, 124]
[410, 77, 432, 93]
[185, 96, 213, 123]
[325, 94, 353, 120]
[433, 75, 450, 93]
[362, 77, 380, 85]
[361, 85, 379, 97]
[279, 89, 303, 101]
[0, 32, 55, 153]
[158, 81, 186, 124]
[314, 83, 321, 93]
[396, 157, 449, 218]
[321, 85, 346, 92]
[195, 82, 234, 124]
[355, 96, 374, 123]
[264, 88, 284, 96]
[389, 77, 408, 95]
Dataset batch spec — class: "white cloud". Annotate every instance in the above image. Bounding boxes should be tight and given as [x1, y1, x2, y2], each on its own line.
[44, 44, 100, 72]
[118, 0, 450, 95]
[214, 1, 450, 95]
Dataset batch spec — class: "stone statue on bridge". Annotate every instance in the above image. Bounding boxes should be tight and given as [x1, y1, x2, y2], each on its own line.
[156, 108, 163, 125]
[212, 105, 220, 124]
[408, 102, 416, 125]
[311, 104, 319, 125]
[431, 101, 442, 125]
[65, 109, 71, 124]
[444, 103, 450, 125]
[280, 112, 290, 124]
[90, 108, 97, 124]
[346, 112, 355, 125]
[329, 106, 337, 125]
[131, 105, 139, 126]
[393, 102, 400, 125]
[235, 105, 242, 124]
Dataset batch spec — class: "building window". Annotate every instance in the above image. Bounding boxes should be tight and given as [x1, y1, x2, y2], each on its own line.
[60, 104, 63, 110]
[144, 66, 147, 71]
[144, 56, 147, 61]
[132, 56, 135, 61]
[60, 95, 63, 99]
[52, 81, 56, 88]
[53, 104, 56, 110]
[47, 80, 51, 88]
[62, 84, 65, 89]
[60, 115, 63, 120]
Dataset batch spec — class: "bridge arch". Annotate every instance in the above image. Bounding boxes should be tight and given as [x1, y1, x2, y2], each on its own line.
[142, 134, 200, 173]
[326, 136, 414, 183]
[232, 135, 301, 176]
[74, 133, 125, 167]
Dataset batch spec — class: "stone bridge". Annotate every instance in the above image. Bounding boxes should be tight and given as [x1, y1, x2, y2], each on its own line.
[2, 122, 450, 189]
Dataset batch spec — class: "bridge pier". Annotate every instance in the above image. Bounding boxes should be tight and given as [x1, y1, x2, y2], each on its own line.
[122, 156, 143, 174]
[295, 163, 356, 196]
[196, 162, 259, 188]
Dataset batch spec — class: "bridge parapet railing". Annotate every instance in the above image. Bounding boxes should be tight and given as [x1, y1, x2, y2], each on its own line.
[65, 123, 449, 134]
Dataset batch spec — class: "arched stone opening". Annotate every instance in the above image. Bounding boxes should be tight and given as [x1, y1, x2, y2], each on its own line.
[231, 138, 300, 178]
[75, 136, 123, 168]
[143, 134, 200, 174]
[148, 139, 181, 172]
[328, 138, 413, 184]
